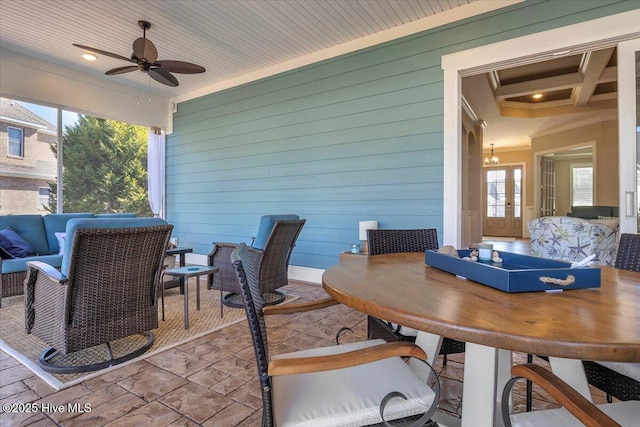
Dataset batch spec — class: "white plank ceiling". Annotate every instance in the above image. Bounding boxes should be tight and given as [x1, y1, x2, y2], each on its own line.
[0, 0, 486, 99]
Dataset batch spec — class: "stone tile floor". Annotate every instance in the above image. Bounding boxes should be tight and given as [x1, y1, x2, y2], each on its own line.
[1, 279, 610, 426]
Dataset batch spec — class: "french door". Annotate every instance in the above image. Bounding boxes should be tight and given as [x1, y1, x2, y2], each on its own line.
[483, 165, 523, 238]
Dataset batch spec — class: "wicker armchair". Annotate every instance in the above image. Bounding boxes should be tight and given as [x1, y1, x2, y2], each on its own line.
[366, 229, 465, 366]
[581, 233, 640, 403]
[208, 217, 305, 308]
[24, 218, 172, 373]
[502, 364, 639, 426]
[231, 243, 441, 427]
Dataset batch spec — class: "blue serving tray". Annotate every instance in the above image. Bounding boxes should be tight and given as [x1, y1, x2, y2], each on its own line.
[425, 249, 601, 292]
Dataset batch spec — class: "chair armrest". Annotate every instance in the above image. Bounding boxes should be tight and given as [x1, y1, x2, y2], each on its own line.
[263, 296, 338, 315]
[268, 341, 427, 376]
[510, 364, 620, 427]
[26, 261, 67, 283]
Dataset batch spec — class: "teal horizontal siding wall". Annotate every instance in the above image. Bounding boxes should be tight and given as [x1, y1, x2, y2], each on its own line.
[166, 0, 634, 270]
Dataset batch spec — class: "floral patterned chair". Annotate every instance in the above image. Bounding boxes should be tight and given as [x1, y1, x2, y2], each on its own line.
[527, 216, 618, 266]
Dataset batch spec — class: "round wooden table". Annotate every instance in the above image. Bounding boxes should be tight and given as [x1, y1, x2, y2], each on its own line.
[322, 252, 640, 427]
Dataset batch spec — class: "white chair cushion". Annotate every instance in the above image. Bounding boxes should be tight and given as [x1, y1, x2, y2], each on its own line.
[596, 362, 640, 381]
[392, 323, 418, 337]
[271, 339, 435, 427]
[510, 401, 640, 427]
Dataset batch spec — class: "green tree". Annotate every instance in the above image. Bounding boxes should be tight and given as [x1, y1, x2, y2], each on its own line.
[48, 115, 152, 217]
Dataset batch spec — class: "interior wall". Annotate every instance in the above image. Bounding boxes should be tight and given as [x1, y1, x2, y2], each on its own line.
[531, 119, 619, 209]
[0, 48, 170, 128]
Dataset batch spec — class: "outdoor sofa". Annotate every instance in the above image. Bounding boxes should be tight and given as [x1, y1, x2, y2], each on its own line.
[0, 212, 135, 306]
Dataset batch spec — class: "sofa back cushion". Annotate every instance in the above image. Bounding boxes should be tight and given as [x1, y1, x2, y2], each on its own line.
[43, 213, 94, 254]
[94, 213, 137, 218]
[0, 215, 49, 256]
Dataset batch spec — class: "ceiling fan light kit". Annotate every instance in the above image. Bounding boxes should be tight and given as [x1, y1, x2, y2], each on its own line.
[73, 21, 205, 87]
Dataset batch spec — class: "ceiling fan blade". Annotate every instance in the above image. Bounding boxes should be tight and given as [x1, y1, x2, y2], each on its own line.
[72, 44, 133, 62]
[149, 68, 179, 87]
[106, 65, 138, 75]
[154, 60, 205, 74]
[133, 37, 158, 63]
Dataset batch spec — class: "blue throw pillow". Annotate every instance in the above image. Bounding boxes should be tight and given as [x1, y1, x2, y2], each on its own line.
[0, 245, 15, 260]
[0, 228, 37, 258]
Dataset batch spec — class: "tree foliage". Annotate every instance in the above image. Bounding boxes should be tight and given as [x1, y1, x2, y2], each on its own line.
[48, 115, 152, 216]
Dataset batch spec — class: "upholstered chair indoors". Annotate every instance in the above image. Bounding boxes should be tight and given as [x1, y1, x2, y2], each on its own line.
[366, 228, 465, 366]
[527, 216, 618, 266]
[24, 218, 172, 373]
[208, 215, 304, 308]
[232, 242, 441, 427]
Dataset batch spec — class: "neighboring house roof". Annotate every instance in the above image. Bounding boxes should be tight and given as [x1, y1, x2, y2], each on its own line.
[0, 97, 56, 133]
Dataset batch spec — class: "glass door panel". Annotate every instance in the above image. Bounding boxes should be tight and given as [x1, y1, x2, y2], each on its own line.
[483, 165, 523, 238]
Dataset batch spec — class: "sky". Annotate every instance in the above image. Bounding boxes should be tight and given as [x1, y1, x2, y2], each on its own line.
[17, 101, 78, 130]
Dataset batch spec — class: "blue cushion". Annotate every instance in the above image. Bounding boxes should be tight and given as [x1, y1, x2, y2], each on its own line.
[0, 215, 49, 256]
[252, 214, 299, 250]
[94, 213, 137, 218]
[0, 245, 15, 260]
[43, 213, 94, 254]
[0, 228, 37, 258]
[2, 254, 62, 274]
[61, 217, 169, 276]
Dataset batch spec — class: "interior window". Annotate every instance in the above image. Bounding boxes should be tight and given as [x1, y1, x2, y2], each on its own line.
[571, 164, 593, 206]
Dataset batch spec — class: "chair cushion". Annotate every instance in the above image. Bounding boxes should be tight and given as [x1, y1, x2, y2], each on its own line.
[2, 254, 62, 274]
[43, 213, 94, 254]
[0, 228, 37, 258]
[271, 339, 435, 427]
[252, 214, 299, 250]
[510, 400, 639, 426]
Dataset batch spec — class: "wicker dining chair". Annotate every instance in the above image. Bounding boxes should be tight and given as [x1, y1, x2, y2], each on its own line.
[366, 228, 466, 366]
[502, 364, 639, 426]
[581, 233, 640, 403]
[232, 242, 441, 427]
[208, 218, 305, 309]
[24, 218, 173, 373]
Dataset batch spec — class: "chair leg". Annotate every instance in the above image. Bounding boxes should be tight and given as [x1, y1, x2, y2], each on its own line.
[526, 354, 533, 412]
[443, 353, 448, 367]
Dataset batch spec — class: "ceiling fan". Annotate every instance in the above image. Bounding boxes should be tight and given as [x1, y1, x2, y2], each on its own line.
[73, 20, 205, 87]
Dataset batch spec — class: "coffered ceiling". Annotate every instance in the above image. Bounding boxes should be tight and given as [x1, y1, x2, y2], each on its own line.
[462, 47, 619, 151]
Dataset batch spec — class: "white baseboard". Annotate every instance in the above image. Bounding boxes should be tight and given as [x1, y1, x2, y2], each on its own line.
[185, 253, 324, 285]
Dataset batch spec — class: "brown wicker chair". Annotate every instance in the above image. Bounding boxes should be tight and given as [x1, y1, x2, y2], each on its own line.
[208, 219, 305, 308]
[24, 218, 173, 373]
[581, 233, 640, 402]
[366, 228, 466, 366]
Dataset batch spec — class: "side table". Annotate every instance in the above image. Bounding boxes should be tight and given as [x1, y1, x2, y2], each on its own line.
[165, 247, 194, 294]
[161, 265, 218, 329]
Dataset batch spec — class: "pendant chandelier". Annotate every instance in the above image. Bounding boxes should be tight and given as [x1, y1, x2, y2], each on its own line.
[485, 143, 499, 165]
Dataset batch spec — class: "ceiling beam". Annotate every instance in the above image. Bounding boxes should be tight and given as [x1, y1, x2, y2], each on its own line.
[573, 48, 615, 106]
[495, 72, 584, 100]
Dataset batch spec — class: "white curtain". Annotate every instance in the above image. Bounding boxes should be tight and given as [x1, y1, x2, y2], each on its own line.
[147, 129, 165, 218]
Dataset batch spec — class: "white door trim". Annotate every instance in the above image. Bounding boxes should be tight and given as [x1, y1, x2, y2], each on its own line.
[617, 38, 640, 234]
[441, 9, 640, 246]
